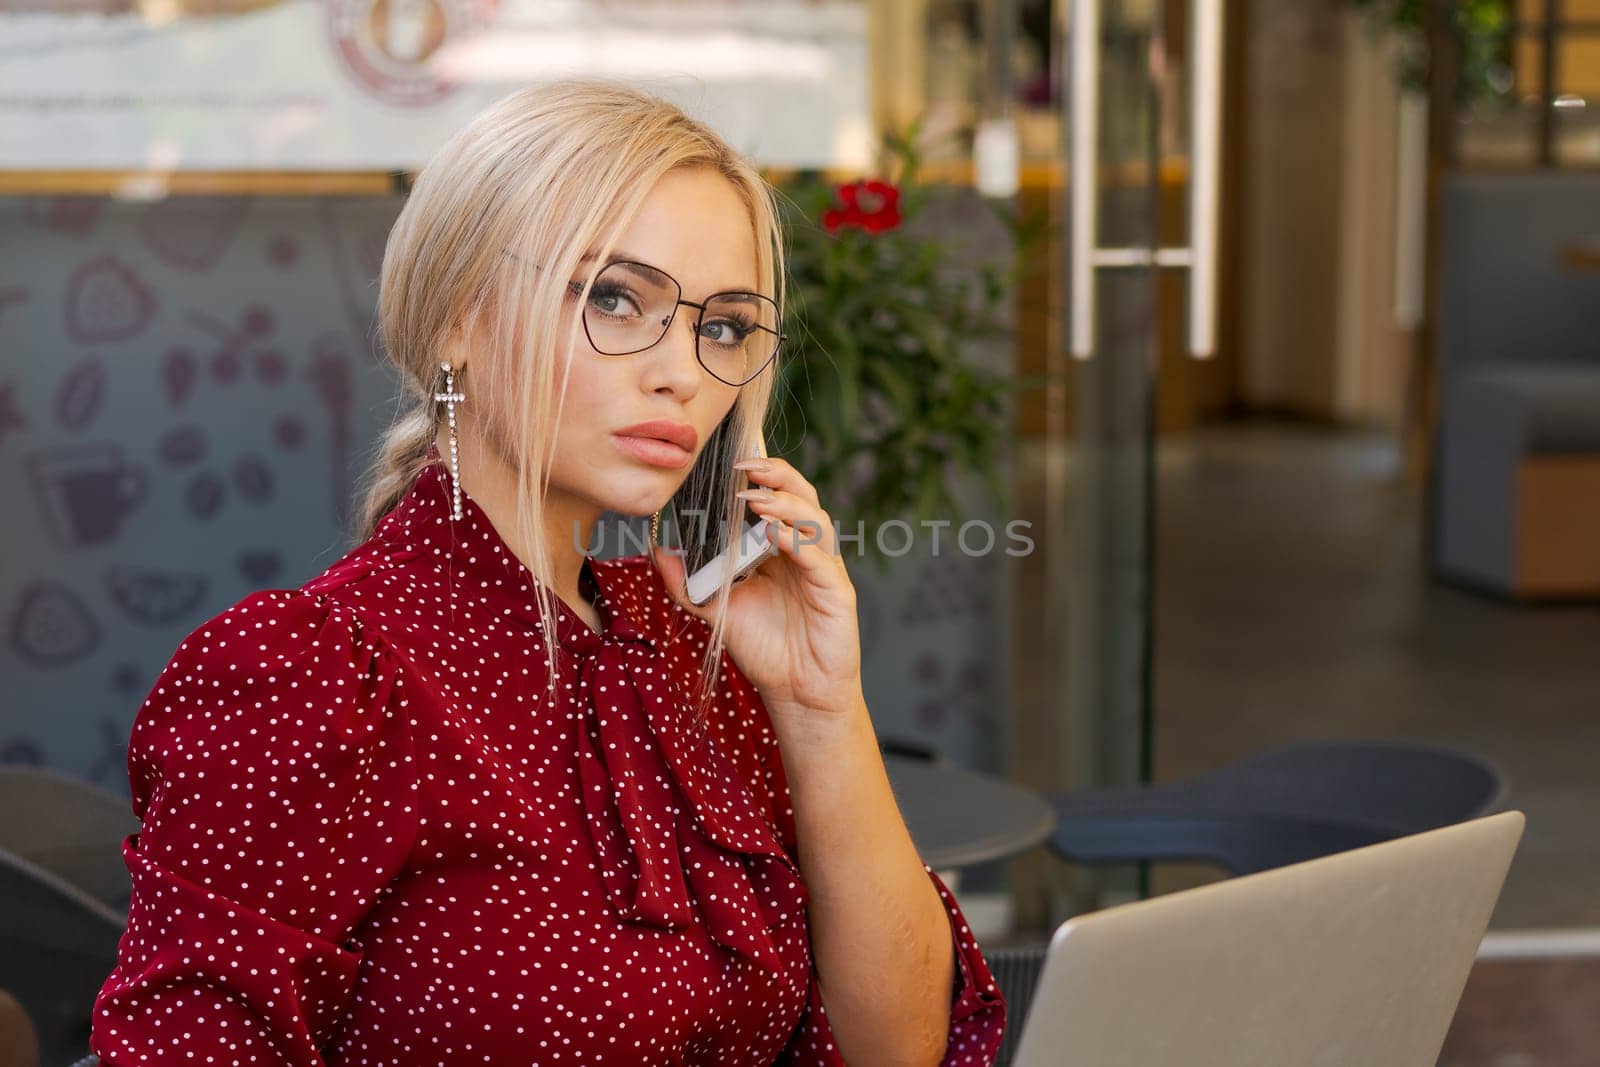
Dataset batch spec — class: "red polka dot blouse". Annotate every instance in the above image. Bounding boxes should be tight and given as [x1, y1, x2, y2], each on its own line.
[90, 451, 1007, 1065]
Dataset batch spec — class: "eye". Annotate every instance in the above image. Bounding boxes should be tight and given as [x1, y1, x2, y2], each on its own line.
[700, 316, 755, 346]
[584, 281, 643, 320]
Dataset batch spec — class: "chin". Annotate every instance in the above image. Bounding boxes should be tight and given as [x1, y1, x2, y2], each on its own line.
[599, 477, 677, 521]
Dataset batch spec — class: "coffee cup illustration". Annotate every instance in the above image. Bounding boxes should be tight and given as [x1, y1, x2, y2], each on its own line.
[28, 444, 150, 547]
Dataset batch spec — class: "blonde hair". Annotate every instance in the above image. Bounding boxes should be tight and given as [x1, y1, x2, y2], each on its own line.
[352, 78, 786, 721]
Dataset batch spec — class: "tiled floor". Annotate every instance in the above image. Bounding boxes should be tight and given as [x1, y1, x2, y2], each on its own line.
[1149, 420, 1600, 930]
[1438, 955, 1600, 1066]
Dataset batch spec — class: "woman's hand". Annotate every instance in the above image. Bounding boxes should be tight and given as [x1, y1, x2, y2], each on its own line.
[651, 455, 864, 722]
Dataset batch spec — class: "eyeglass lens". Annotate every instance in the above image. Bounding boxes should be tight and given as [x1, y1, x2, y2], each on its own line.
[577, 260, 778, 386]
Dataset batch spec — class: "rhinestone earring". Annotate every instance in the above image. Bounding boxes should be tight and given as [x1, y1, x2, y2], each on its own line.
[433, 361, 466, 521]
[649, 509, 661, 547]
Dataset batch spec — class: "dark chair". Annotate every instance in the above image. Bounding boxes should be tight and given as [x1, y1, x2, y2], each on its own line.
[0, 766, 137, 1067]
[990, 741, 1504, 1063]
[986, 942, 1050, 1067]
[1047, 739, 1507, 877]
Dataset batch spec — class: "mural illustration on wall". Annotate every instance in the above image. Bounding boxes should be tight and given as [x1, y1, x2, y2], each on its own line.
[1, 188, 1012, 793]
[1, 195, 388, 784]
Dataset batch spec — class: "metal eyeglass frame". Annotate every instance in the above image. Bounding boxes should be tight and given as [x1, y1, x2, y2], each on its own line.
[501, 248, 785, 387]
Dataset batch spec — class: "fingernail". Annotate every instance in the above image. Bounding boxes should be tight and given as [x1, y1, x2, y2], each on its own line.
[732, 459, 770, 472]
[735, 488, 773, 502]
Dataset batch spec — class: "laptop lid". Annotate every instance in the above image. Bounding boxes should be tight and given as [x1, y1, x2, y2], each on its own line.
[1009, 810, 1525, 1067]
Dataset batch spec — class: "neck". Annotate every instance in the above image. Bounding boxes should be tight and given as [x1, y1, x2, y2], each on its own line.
[437, 424, 602, 617]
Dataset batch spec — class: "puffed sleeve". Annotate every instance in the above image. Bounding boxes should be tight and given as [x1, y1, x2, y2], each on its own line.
[752, 715, 1009, 1065]
[89, 589, 421, 1066]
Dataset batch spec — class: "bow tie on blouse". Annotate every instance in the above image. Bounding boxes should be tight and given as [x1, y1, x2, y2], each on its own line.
[410, 454, 806, 977]
[550, 576, 807, 978]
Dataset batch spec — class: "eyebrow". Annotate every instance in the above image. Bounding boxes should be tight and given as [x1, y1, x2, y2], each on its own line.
[578, 249, 642, 264]
[578, 250, 758, 296]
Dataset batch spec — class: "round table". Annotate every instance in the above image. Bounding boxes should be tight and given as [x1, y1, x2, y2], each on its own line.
[882, 754, 1056, 869]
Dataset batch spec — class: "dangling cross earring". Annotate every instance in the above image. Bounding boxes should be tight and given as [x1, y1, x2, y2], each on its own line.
[434, 361, 466, 520]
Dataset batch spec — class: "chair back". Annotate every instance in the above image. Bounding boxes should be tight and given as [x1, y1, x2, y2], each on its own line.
[0, 767, 139, 910]
[985, 943, 1049, 1067]
[0, 767, 138, 1067]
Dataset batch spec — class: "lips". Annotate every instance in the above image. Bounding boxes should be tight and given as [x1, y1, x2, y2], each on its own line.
[614, 419, 698, 453]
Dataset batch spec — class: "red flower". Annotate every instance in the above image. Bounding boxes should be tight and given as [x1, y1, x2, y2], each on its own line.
[822, 178, 902, 235]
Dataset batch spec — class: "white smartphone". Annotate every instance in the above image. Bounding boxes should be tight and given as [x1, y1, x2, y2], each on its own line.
[681, 432, 779, 606]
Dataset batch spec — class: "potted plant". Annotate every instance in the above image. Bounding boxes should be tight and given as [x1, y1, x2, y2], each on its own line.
[1344, 0, 1512, 101]
[769, 119, 1050, 570]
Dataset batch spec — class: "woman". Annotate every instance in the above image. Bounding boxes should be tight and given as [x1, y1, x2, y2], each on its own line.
[90, 80, 1005, 1065]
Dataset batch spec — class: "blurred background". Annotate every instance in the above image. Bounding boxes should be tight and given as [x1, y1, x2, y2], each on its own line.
[2, 1, 1599, 1063]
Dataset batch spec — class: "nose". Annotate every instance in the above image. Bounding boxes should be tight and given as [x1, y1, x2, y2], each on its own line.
[640, 302, 703, 398]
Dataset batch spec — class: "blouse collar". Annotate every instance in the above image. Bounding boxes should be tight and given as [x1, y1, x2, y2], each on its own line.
[383, 444, 656, 656]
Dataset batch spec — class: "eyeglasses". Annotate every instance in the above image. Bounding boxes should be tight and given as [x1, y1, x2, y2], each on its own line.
[503, 250, 784, 387]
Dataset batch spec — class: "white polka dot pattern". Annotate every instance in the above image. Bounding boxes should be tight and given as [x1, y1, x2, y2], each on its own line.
[88, 451, 1007, 1064]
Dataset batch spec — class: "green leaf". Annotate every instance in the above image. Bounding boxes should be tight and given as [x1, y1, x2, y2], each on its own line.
[867, 359, 917, 416]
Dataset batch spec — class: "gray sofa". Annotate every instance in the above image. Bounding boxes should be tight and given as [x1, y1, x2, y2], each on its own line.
[1433, 172, 1600, 598]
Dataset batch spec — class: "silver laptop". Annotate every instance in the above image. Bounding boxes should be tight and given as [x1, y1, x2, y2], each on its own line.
[1008, 810, 1525, 1067]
